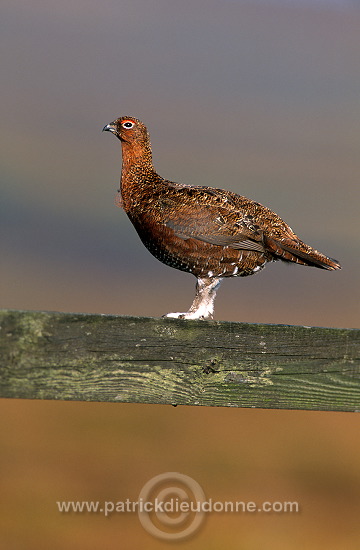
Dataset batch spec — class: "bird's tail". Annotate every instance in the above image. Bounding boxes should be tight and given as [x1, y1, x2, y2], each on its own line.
[265, 236, 341, 270]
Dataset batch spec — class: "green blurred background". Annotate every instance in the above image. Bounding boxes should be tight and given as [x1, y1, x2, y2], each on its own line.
[1, 0, 359, 548]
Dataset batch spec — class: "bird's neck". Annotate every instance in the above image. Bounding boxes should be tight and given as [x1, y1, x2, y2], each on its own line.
[120, 140, 153, 172]
[120, 141, 157, 210]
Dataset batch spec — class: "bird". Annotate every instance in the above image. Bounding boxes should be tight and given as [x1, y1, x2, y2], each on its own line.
[103, 115, 341, 320]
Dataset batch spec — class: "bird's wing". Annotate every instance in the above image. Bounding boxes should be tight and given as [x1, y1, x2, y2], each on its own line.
[158, 190, 266, 252]
[153, 185, 340, 270]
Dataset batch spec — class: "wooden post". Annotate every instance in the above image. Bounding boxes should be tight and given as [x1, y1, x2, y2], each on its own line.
[0, 309, 359, 411]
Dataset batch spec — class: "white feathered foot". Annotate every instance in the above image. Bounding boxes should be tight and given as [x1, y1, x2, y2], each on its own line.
[164, 277, 223, 320]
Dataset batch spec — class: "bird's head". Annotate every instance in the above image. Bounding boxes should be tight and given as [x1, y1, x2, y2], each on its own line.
[102, 116, 150, 146]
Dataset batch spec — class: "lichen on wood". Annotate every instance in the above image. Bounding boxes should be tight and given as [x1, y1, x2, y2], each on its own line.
[0, 309, 359, 411]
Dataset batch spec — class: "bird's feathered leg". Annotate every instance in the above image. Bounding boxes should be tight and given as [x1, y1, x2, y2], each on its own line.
[165, 277, 222, 320]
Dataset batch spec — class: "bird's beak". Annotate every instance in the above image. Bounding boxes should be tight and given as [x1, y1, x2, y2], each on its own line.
[102, 123, 116, 134]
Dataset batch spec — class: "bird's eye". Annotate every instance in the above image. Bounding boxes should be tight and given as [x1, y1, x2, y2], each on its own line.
[122, 121, 134, 129]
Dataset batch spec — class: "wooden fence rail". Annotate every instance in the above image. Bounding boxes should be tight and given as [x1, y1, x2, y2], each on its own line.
[0, 309, 359, 412]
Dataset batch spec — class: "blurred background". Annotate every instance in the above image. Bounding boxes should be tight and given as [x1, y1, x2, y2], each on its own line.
[1, 0, 359, 548]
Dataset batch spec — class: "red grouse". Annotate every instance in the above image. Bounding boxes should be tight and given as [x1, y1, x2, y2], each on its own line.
[103, 116, 341, 320]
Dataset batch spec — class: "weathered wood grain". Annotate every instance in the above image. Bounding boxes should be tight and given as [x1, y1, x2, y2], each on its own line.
[0, 309, 359, 411]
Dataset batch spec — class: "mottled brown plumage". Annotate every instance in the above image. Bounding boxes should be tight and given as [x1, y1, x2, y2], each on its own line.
[103, 115, 341, 319]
